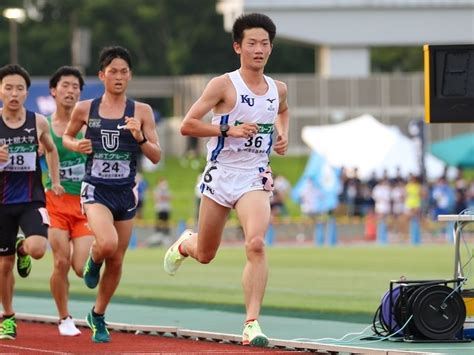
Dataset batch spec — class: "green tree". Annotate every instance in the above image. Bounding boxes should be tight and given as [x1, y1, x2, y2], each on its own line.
[371, 46, 423, 73]
[0, 0, 316, 75]
[0, 1, 419, 76]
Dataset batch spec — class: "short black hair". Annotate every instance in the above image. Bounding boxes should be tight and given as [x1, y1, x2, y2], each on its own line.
[49, 66, 84, 90]
[232, 13, 276, 44]
[98, 46, 132, 71]
[0, 64, 31, 89]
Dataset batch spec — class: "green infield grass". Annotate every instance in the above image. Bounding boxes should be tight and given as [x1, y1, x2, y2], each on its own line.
[16, 243, 471, 318]
[139, 155, 308, 225]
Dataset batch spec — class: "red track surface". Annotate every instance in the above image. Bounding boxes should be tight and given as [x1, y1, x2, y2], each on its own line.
[0, 321, 299, 354]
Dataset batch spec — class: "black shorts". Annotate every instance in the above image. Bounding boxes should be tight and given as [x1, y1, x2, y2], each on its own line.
[0, 202, 49, 256]
[81, 182, 137, 221]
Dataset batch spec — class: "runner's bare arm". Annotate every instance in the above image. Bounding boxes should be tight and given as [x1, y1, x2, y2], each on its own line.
[181, 75, 258, 139]
[0, 144, 8, 163]
[273, 80, 289, 156]
[37, 114, 64, 195]
[125, 103, 161, 164]
[63, 100, 93, 154]
[0, 108, 7, 163]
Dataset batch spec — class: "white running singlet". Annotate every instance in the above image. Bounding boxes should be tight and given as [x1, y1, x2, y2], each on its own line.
[206, 70, 279, 170]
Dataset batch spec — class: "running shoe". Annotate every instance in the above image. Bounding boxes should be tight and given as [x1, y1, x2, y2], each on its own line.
[242, 320, 268, 347]
[163, 230, 193, 276]
[16, 234, 31, 278]
[58, 316, 81, 336]
[86, 309, 110, 343]
[0, 316, 16, 340]
[83, 254, 103, 289]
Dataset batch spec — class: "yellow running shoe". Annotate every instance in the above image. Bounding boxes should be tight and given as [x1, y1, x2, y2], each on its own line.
[163, 230, 193, 276]
[242, 320, 268, 347]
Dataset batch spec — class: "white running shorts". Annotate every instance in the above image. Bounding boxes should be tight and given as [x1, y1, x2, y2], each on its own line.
[198, 162, 272, 208]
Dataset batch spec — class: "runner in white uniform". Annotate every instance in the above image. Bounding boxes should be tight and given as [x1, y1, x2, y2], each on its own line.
[164, 13, 290, 347]
[201, 69, 279, 207]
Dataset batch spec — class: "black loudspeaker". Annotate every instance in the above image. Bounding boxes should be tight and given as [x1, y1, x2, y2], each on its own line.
[373, 279, 468, 342]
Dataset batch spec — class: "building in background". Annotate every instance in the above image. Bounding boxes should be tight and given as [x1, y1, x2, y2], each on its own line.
[217, 0, 474, 77]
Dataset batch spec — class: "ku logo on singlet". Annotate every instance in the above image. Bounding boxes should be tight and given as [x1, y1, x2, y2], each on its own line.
[101, 129, 120, 153]
[240, 94, 255, 107]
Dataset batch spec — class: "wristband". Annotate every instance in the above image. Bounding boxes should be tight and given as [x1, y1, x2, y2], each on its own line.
[138, 137, 147, 145]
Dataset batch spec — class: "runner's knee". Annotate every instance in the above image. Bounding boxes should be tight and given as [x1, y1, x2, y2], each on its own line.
[0, 258, 14, 275]
[29, 248, 46, 259]
[196, 250, 216, 264]
[246, 236, 265, 254]
[97, 239, 118, 258]
[28, 243, 47, 259]
[53, 255, 71, 272]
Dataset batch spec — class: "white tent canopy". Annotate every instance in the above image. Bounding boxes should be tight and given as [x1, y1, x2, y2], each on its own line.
[301, 114, 446, 180]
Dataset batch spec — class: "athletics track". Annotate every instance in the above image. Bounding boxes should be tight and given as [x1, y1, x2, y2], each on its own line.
[3, 294, 473, 354]
[0, 318, 295, 354]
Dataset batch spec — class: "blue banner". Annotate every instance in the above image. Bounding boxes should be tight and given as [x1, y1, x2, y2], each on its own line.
[24, 80, 104, 115]
[291, 151, 341, 214]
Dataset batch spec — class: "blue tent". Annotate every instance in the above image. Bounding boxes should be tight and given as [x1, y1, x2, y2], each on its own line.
[291, 151, 341, 214]
[430, 132, 474, 168]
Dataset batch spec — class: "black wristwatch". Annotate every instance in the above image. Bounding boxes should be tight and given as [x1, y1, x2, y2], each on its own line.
[220, 124, 230, 137]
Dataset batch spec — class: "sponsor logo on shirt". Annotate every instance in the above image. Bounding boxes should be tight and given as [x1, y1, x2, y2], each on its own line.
[235, 121, 274, 134]
[88, 118, 101, 128]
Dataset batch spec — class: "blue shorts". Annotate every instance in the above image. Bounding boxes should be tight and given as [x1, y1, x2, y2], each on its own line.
[80, 182, 137, 221]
